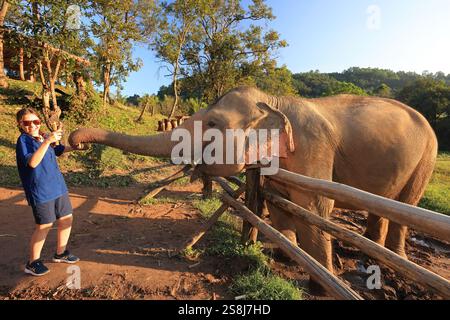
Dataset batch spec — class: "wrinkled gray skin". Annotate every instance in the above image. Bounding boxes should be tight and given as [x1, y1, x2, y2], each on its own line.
[69, 86, 438, 294]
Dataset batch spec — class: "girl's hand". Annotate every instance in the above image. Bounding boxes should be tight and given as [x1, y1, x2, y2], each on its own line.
[45, 130, 63, 144]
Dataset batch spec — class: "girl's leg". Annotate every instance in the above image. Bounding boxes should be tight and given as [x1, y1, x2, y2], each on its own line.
[30, 223, 53, 262]
[56, 214, 73, 255]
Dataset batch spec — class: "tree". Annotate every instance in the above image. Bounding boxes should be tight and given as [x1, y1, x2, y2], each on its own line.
[151, 0, 198, 119]
[373, 83, 392, 98]
[135, 93, 159, 122]
[126, 93, 141, 106]
[0, 0, 11, 88]
[397, 78, 450, 130]
[292, 71, 366, 97]
[180, 0, 287, 103]
[90, 0, 156, 107]
[7, 0, 91, 127]
[397, 77, 450, 150]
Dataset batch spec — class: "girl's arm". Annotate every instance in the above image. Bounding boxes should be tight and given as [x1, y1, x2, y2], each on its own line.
[28, 131, 62, 168]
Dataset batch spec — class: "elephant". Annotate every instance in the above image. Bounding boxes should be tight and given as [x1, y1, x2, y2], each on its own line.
[69, 86, 438, 294]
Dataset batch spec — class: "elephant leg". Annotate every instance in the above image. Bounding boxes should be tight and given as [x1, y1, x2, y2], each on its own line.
[266, 201, 297, 246]
[289, 191, 334, 296]
[385, 222, 408, 259]
[363, 213, 389, 245]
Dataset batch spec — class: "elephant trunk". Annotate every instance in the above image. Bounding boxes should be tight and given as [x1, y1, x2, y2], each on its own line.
[68, 128, 175, 157]
[68, 109, 207, 158]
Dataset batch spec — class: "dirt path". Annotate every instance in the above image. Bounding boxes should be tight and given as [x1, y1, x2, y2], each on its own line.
[0, 178, 448, 300]
[0, 183, 236, 300]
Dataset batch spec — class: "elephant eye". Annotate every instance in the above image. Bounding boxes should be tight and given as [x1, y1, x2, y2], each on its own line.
[207, 121, 216, 128]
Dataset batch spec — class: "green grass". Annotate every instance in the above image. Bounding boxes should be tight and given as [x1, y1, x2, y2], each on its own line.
[419, 153, 450, 215]
[230, 268, 302, 300]
[138, 196, 177, 206]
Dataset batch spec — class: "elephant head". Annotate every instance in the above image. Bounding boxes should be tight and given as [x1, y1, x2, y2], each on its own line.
[69, 86, 295, 177]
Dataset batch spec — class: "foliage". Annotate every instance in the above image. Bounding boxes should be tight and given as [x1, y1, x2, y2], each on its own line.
[150, 0, 287, 104]
[373, 83, 393, 98]
[230, 268, 302, 300]
[150, 0, 199, 118]
[89, 0, 156, 105]
[126, 94, 141, 107]
[65, 81, 102, 125]
[397, 77, 450, 150]
[244, 64, 297, 96]
[292, 71, 367, 98]
[183, 97, 207, 115]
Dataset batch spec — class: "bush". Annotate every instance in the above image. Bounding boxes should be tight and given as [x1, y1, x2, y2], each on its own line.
[65, 82, 102, 125]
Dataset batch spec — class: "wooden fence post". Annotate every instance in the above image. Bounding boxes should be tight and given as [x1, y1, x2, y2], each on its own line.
[201, 174, 213, 199]
[241, 168, 264, 244]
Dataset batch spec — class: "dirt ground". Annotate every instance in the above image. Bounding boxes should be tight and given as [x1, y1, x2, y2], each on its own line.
[0, 173, 449, 300]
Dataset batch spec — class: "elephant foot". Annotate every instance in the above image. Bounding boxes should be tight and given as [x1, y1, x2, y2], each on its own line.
[308, 278, 328, 296]
[271, 248, 297, 266]
[362, 230, 386, 246]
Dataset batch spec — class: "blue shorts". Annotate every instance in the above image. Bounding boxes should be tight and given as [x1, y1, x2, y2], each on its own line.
[31, 193, 73, 225]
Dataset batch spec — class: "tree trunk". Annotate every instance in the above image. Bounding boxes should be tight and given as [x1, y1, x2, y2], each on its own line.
[0, 1, 10, 88]
[45, 55, 61, 113]
[103, 62, 111, 107]
[73, 71, 87, 104]
[19, 48, 25, 81]
[38, 60, 52, 127]
[28, 64, 36, 82]
[169, 74, 179, 119]
[169, 43, 183, 119]
[136, 102, 148, 123]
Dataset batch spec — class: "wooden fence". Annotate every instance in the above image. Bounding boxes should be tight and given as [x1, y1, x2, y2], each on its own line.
[182, 167, 450, 300]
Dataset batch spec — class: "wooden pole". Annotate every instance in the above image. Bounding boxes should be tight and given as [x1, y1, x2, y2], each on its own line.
[226, 176, 244, 187]
[264, 191, 450, 299]
[185, 184, 246, 250]
[211, 176, 237, 197]
[138, 165, 191, 202]
[201, 174, 213, 199]
[221, 193, 363, 300]
[241, 168, 264, 244]
[269, 169, 450, 242]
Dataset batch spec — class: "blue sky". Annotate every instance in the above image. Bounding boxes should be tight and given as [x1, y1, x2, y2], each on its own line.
[119, 0, 450, 96]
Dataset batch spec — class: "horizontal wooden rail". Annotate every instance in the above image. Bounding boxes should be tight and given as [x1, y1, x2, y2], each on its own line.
[211, 176, 239, 197]
[221, 193, 363, 300]
[264, 191, 450, 298]
[269, 169, 450, 242]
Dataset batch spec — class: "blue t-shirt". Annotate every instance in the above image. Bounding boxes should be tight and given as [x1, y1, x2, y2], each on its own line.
[16, 133, 68, 205]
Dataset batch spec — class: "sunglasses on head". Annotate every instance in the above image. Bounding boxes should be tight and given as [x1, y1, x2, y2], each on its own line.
[21, 119, 41, 126]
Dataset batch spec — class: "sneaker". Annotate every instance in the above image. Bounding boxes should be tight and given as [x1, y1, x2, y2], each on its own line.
[52, 250, 80, 264]
[24, 260, 50, 276]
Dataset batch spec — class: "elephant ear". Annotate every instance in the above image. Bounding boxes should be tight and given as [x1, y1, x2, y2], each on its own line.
[245, 102, 295, 162]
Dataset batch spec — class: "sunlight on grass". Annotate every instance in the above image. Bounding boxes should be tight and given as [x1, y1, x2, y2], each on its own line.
[230, 268, 302, 300]
[419, 153, 450, 215]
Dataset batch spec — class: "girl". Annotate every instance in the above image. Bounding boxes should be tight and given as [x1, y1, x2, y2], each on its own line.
[16, 107, 80, 276]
